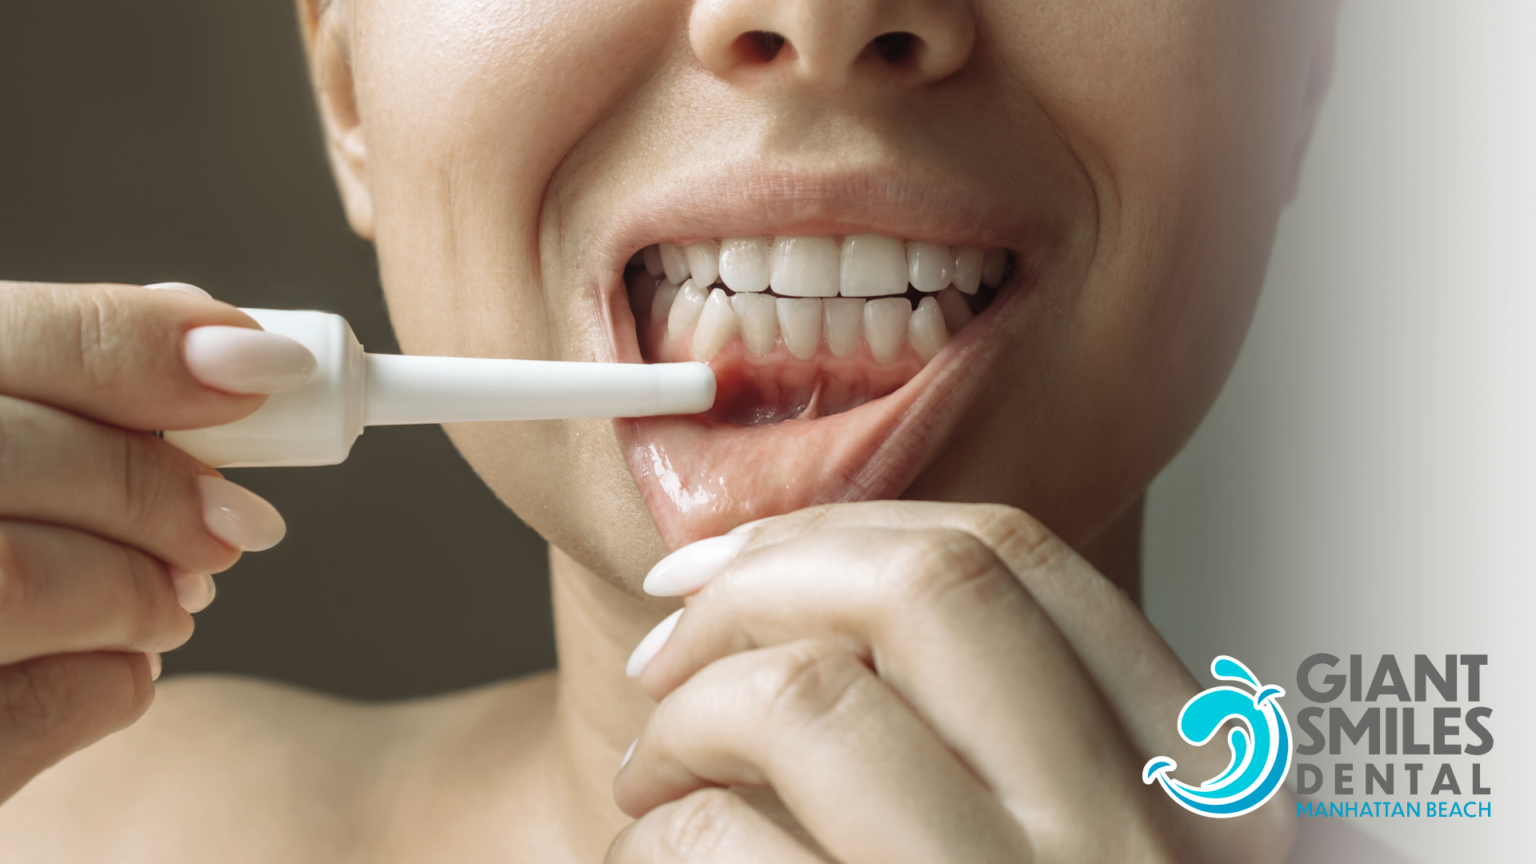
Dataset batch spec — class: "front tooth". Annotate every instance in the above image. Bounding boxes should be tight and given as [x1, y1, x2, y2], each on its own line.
[771, 236, 840, 297]
[642, 245, 664, 278]
[776, 298, 823, 360]
[659, 243, 691, 284]
[907, 242, 954, 293]
[692, 288, 739, 361]
[935, 287, 974, 331]
[907, 296, 949, 362]
[666, 278, 708, 341]
[838, 234, 908, 297]
[731, 293, 779, 356]
[685, 241, 720, 287]
[719, 237, 771, 293]
[981, 248, 1009, 287]
[864, 298, 912, 364]
[823, 298, 864, 359]
[952, 247, 983, 295]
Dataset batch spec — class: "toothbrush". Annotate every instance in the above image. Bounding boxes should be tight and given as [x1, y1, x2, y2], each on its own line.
[164, 309, 715, 467]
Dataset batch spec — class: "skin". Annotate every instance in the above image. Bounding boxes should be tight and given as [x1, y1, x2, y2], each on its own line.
[0, 0, 1339, 861]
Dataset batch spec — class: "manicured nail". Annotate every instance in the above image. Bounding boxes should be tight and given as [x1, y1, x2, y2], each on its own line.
[144, 281, 212, 299]
[626, 609, 683, 678]
[642, 535, 747, 597]
[182, 325, 318, 395]
[727, 518, 770, 536]
[197, 475, 287, 551]
[621, 738, 638, 769]
[170, 568, 216, 614]
[146, 652, 163, 681]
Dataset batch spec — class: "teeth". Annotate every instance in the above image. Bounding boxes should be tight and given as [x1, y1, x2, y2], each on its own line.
[981, 248, 1008, 287]
[692, 288, 739, 361]
[907, 242, 954, 293]
[863, 298, 912, 364]
[651, 280, 680, 325]
[935, 287, 974, 331]
[771, 236, 840, 298]
[952, 247, 983, 295]
[731, 292, 779, 355]
[776, 298, 823, 360]
[660, 243, 691, 285]
[839, 234, 908, 297]
[907, 296, 949, 362]
[643, 245, 664, 278]
[666, 278, 709, 341]
[685, 241, 720, 287]
[719, 237, 771, 293]
[823, 298, 864, 359]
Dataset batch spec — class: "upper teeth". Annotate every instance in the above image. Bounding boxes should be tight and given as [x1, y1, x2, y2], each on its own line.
[632, 235, 1011, 363]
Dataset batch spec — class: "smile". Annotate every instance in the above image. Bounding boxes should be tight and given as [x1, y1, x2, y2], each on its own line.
[628, 236, 1012, 424]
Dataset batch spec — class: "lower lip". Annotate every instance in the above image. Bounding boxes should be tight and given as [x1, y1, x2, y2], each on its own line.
[613, 283, 1021, 548]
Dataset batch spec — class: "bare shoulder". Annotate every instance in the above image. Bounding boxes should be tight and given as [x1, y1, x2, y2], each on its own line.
[0, 671, 559, 864]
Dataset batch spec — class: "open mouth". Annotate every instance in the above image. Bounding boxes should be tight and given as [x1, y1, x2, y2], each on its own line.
[628, 237, 1011, 423]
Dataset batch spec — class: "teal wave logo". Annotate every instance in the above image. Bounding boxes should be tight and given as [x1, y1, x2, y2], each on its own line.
[1142, 656, 1291, 818]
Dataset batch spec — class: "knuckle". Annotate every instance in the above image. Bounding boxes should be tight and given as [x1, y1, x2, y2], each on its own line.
[655, 789, 740, 860]
[0, 528, 32, 626]
[67, 291, 133, 395]
[884, 528, 1010, 610]
[751, 643, 867, 729]
[972, 504, 1065, 571]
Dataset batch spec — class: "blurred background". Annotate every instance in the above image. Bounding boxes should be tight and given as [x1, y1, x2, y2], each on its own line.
[2, 3, 1531, 860]
[0, 1, 555, 699]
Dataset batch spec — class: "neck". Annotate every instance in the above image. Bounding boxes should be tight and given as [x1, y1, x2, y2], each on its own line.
[539, 496, 1145, 857]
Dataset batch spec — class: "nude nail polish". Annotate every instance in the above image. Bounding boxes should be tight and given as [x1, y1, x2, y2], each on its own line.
[642, 535, 747, 597]
[143, 281, 213, 299]
[626, 609, 683, 678]
[197, 475, 287, 551]
[620, 738, 637, 769]
[182, 325, 318, 395]
[170, 568, 216, 614]
[146, 652, 163, 681]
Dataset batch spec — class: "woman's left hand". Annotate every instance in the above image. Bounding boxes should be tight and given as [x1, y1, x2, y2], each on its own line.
[608, 501, 1295, 864]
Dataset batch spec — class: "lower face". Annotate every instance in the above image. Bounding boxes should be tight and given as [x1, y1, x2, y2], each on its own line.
[349, 0, 1321, 582]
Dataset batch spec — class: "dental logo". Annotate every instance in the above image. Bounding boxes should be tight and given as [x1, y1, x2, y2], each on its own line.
[1142, 656, 1292, 819]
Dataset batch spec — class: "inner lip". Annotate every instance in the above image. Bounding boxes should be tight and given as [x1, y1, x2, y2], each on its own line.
[626, 238, 1013, 425]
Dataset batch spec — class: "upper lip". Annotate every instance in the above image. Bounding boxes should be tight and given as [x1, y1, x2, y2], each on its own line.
[588, 159, 1049, 359]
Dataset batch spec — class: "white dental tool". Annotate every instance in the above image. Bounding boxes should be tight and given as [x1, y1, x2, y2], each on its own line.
[163, 309, 715, 468]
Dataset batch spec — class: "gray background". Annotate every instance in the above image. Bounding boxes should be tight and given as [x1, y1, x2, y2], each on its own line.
[0, 1, 555, 698]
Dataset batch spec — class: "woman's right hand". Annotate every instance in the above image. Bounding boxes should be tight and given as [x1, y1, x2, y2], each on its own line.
[0, 280, 315, 805]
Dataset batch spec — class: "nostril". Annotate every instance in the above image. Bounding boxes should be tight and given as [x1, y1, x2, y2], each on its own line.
[731, 30, 788, 65]
[869, 31, 919, 66]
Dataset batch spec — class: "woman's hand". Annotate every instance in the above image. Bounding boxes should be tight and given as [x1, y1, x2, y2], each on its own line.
[610, 502, 1296, 863]
[0, 280, 309, 805]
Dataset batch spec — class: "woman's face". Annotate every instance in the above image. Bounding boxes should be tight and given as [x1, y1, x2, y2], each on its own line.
[317, 0, 1332, 581]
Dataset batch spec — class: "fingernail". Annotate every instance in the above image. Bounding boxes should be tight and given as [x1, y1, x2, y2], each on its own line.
[620, 738, 637, 769]
[144, 281, 212, 299]
[146, 652, 163, 681]
[642, 535, 747, 597]
[182, 325, 318, 395]
[170, 568, 216, 614]
[197, 475, 287, 551]
[626, 608, 683, 678]
[727, 518, 770, 536]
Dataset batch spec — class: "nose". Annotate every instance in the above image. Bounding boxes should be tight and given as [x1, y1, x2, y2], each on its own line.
[690, 0, 975, 88]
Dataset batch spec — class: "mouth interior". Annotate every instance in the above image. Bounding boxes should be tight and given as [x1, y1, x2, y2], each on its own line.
[627, 235, 1010, 425]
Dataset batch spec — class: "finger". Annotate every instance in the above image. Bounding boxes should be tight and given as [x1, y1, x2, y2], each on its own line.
[0, 522, 198, 665]
[0, 651, 155, 805]
[0, 396, 275, 571]
[0, 281, 278, 430]
[729, 502, 1204, 765]
[618, 642, 1029, 864]
[607, 788, 830, 864]
[640, 524, 1158, 825]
